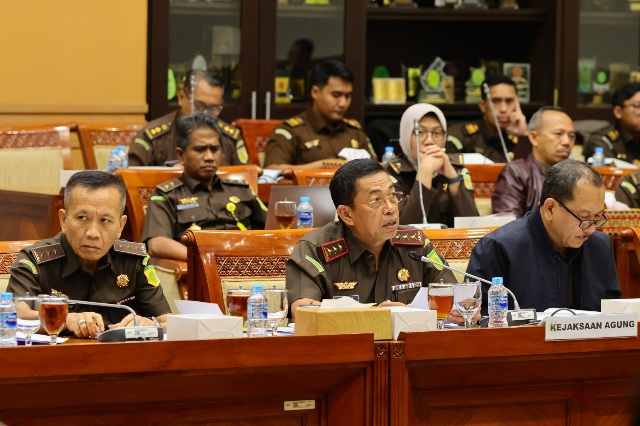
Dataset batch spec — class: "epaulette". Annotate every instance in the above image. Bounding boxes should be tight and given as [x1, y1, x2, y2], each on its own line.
[113, 240, 147, 257]
[216, 120, 241, 140]
[156, 178, 183, 193]
[617, 152, 628, 160]
[284, 117, 305, 128]
[144, 121, 171, 141]
[31, 244, 65, 265]
[317, 238, 348, 263]
[507, 134, 519, 144]
[222, 179, 249, 187]
[388, 159, 402, 174]
[392, 229, 424, 246]
[343, 118, 362, 129]
[463, 123, 479, 136]
[606, 129, 620, 142]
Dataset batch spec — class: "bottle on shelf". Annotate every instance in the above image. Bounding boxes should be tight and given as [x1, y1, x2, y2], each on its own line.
[0, 292, 17, 347]
[592, 146, 605, 166]
[296, 196, 314, 229]
[117, 145, 128, 169]
[247, 285, 267, 338]
[107, 149, 121, 173]
[488, 277, 509, 328]
[381, 146, 396, 164]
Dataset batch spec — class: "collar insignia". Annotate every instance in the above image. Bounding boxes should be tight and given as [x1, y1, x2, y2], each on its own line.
[320, 238, 349, 263]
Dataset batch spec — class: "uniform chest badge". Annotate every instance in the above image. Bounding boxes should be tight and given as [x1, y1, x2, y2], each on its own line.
[304, 139, 320, 149]
[144, 265, 160, 287]
[397, 268, 410, 283]
[350, 139, 360, 149]
[334, 281, 357, 290]
[177, 197, 199, 210]
[229, 195, 240, 204]
[116, 274, 130, 288]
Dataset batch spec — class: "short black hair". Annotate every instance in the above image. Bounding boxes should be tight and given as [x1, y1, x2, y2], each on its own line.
[64, 171, 126, 214]
[481, 73, 517, 100]
[293, 38, 314, 57]
[176, 112, 220, 151]
[310, 60, 354, 89]
[612, 82, 640, 107]
[528, 106, 568, 132]
[329, 159, 385, 208]
[540, 159, 603, 204]
[182, 69, 224, 96]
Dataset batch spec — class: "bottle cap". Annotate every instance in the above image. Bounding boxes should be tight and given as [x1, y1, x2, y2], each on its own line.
[300, 196, 310, 203]
[595, 147, 603, 153]
[118, 145, 126, 150]
[491, 277, 503, 284]
[110, 149, 118, 155]
[1, 292, 13, 300]
[252, 285, 264, 292]
[385, 146, 394, 152]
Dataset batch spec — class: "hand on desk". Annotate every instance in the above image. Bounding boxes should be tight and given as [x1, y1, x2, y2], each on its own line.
[66, 312, 105, 338]
[108, 313, 157, 329]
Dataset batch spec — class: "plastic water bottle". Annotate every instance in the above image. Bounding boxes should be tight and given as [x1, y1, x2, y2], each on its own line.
[592, 147, 605, 166]
[381, 146, 396, 164]
[488, 277, 509, 328]
[0, 292, 18, 347]
[117, 145, 128, 169]
[107, 149, 121, 172]
[296, 196, 314, 229]
[247, 285, 267, 337]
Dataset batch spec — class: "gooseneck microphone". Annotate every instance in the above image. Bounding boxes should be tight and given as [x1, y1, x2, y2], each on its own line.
[482, 83, 512, 163]
[414, 118, 428, 225]
[68, 300, 164, 342]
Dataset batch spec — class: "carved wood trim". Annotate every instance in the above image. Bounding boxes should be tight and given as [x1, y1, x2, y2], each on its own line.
[431, 239, 480, 259]
[0, 131, 60, 149]
[0, 253, 19, 274]
[88, 129, 138, 146]
[215, 256, 289, 277]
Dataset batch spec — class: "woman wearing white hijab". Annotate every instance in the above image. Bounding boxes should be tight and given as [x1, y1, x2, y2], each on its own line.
[384, 103, 478, 227]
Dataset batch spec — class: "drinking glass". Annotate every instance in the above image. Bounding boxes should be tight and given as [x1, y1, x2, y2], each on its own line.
[38, 295, 68, 345]
[14, 296, 40, 346]
[225, 288, 251, 326]
[263, 289, 288, 336]
[454, 282, 482, 329]
[275, 200, 296, 229]
[428, 283, 454, 330]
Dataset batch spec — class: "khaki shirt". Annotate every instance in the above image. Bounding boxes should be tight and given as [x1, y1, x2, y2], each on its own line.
[446, 119, 521, 163]
[7, 233, 170, 326]
[142, 173, 267, 243]
[264, 109, 375, 167]
[128, 110, 249, 167]
[583, 123, 640, 165]
[286, 222, 456, 305]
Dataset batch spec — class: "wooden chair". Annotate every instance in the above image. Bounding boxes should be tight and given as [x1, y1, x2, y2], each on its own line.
[77, 122, 145, 170]
[0, 123, 75, 194]
[0, 240, 36, 293]
[217, 164, 261, 195]
[618, 227, 640, 299]
[232, 119, 281, 167]
[289, 168, 336, 186]
[464, 164, 506, 216]
[593, 166, 635, 191]
[182, 228, 312, 311]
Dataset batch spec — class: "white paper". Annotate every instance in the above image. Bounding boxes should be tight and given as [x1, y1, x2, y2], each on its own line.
[461, 153, 494, 164]
[410, 288, 430, 310]
[319, 296, 375, 310]
[174, 300, 223, 315]
[537, 307, 601, 323]
[258, 169, 284, 183]
[337, 148, 371, 161]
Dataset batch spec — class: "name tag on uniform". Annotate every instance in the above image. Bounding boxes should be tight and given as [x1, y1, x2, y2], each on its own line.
[177, 203, 199, 210]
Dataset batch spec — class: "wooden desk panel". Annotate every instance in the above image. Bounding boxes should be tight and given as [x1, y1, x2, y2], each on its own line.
[390, 327, 640, 425]
[0, 334, 376, 425]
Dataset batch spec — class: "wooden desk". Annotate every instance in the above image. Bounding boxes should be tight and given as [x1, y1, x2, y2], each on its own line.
[0, 334, 376, 425]
[389, 327, 640, 425]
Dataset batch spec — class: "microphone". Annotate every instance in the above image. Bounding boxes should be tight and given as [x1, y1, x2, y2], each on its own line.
[414, 118, 428, 225]
[190, 74, 197, 114]
[408, 251, 536, 325]
[68, 300, 164, 342]
[482, 83, 512, 163]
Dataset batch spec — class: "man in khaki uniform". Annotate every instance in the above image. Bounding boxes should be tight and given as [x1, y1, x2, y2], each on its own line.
[286, 159, 457, 320]
[615, 170, 640, 208]
[264, 60, 375, 170]
[142, 113, 266, 261]
[8, 171, 171, 337]
[129, 69, 248, 167]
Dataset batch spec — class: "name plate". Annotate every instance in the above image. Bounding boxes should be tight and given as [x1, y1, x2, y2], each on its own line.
[545, 313, 637, 341]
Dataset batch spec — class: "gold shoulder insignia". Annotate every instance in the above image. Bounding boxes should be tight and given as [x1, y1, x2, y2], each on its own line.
[216, 119, 240, 139]
[392, 229, 424, 246]
[343, 118, 362, 129]
[607, 129, 620, 142]
[284, 117, 305, 128]
[318, 238, 349, 263]
[144, 121, 171, 141]
[113, 240, 147, 257]
[464, 123, 479, 136]
[156, 178, 183, 193]
[31, 244, 65, 265]
[508, 134, 519, 144]
[389, 159, 401, 174]
[222, 179, 249, 187]
[617, 153, 628, 160]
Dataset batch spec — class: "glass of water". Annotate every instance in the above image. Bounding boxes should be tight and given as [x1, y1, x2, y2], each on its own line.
[14, 296, 40, 346]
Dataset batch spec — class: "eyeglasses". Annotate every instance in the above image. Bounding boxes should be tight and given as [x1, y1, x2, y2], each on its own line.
[185, 92, 224, 116]
[556, 199, 608, 229]
[622, 103, 640, 114]
[351, 191, 404, 209]
[416, 130, 446, 143]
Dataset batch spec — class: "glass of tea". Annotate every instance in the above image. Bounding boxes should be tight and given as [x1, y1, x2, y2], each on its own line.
[428, 283, 454, 330]
[225, 288, 251, 326]
[275, 200, 296, 229]
[38, 295, 68, 344]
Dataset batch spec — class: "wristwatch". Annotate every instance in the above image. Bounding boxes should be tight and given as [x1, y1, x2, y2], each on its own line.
[446, 174, 464, 184]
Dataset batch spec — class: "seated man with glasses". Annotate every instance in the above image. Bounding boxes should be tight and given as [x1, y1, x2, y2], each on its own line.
[385, 103, 478, 227]
[286, 158, 458, 320]
[129, 69, 248, 167]
[583, 82, 640, 165]
[467, 159, 621, 313]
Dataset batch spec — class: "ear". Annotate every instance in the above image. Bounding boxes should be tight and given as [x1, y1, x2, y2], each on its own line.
[528, 130, 539, 148]
[118, 215, 127, 239]
[541, 198, 555, 221]
[58, 209, 67, 233]
[311, 85, 320, 101]
[613, 105, 623, 120]
[337, 205, 355, 226]
[176, 147, 185, 163]
[177, 89, 187, 108]
[478, 99, 487, 114]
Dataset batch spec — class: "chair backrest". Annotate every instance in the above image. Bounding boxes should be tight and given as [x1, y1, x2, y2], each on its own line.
[0, 240, 36, 293]
[182, 228, 312, 311]
[290, 168, 336, 186]
[217, 164, 260, 195]
[77, 123, 145, 170]
[232, 119, 282, 167]
[464, 164, 506, 216]
[0, 123, 74, 193]
[617, 227, 640, 299]
[593, 166, 636, 191]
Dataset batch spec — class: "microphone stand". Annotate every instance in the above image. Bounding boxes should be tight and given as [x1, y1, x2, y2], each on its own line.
[482, 83, 512, 163]
[414, 119, 428, 225]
